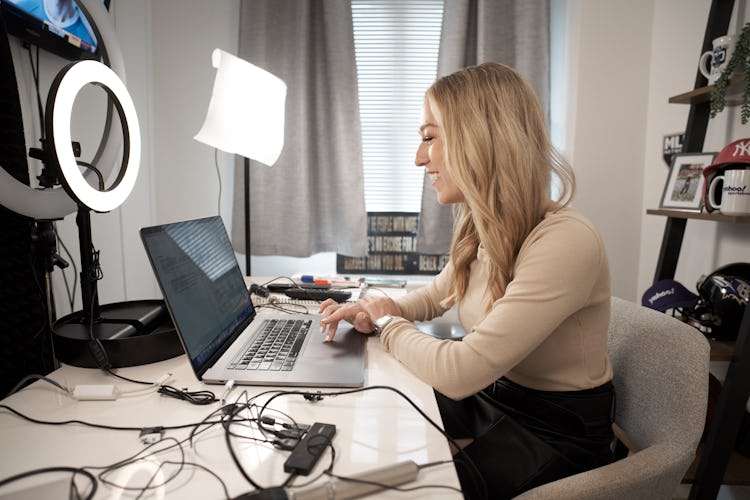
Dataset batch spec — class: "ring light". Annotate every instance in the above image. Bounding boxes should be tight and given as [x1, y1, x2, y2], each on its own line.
[46, 60, 140, 212]
[0, 0, 127, 219]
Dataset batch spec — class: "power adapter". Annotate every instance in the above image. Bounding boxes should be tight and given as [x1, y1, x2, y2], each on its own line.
[283, 422, 336, 475]
[73, 384, 118, 401]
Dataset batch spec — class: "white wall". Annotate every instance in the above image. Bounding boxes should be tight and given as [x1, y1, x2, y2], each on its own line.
[637, 0, 750, 299]
[565, 0, 749, 303]
[150, 0, 238, 225]
[8, 0, 749, 316]
[564, 0, 654, 301]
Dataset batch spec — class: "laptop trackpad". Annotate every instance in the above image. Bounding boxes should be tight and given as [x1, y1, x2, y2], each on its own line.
[312, 326, 365, 358]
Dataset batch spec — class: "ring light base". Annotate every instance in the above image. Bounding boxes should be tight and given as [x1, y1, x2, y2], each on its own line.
[52, 300, 183, 368]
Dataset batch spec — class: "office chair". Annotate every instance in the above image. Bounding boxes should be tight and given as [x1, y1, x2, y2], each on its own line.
[515, 297, 710, 500]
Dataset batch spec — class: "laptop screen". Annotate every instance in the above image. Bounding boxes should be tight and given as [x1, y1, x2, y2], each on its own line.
[140, 217, 255, 372]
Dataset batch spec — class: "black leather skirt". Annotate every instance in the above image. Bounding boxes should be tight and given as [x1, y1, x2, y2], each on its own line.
[436, 377, 615, 500]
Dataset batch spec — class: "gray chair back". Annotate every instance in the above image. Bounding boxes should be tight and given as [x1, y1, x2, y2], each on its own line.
[515, 297, 710, 500]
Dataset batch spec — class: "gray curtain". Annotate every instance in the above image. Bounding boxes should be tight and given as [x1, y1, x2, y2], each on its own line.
[415, 0, 551, 254]
[232, 0, 368, 258]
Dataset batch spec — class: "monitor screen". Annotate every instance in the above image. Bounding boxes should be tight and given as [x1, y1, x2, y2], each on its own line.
[1, 0, 109, 60]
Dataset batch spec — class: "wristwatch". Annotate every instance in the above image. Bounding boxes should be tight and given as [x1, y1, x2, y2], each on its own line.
[373, 314, 394, 334]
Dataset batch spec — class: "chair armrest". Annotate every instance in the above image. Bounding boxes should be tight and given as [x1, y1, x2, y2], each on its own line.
[513, 445, 692, 500]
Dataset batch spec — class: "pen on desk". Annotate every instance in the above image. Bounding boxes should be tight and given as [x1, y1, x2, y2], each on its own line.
[300, 275, 330, 286]
[300, 275, 356, 288]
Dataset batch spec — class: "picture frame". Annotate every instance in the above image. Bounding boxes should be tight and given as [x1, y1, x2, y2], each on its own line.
[659, 152, 717, 211]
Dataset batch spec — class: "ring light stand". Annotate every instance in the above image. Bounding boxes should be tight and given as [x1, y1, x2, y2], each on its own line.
[0, 0, 181, 368]
[46, 61, 182, 368]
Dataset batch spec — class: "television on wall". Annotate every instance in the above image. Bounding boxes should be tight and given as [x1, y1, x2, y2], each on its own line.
[1, 0, 110, 61]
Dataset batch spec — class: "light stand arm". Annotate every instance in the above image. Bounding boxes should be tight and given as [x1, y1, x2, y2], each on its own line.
[244, 157, 251, 276]
[76, 206, 100, 326]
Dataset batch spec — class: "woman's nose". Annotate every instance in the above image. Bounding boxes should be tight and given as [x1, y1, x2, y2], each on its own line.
[415, 143, 428, 167]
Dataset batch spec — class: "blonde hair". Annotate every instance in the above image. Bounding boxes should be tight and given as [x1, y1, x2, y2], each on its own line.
[427, 62, 575, 309]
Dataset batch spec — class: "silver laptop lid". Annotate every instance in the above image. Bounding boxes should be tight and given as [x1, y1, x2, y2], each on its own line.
[140, 216, 254, 378]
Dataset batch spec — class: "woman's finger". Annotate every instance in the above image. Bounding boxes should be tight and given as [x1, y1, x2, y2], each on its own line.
[318, 298, 337, 313]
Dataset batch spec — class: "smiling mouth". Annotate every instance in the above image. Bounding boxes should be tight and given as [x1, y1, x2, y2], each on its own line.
[428, 173, 439, 183]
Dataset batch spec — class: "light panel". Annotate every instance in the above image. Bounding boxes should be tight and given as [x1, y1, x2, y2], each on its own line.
[194, 49, 287, 166]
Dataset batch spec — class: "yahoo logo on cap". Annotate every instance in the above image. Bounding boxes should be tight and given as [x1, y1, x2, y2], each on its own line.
[648, 288, 675, 305]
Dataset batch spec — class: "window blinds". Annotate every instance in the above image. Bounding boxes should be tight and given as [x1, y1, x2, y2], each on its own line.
[351, 0, 443, 212]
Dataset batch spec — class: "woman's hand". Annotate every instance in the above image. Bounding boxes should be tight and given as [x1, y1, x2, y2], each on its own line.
[319, 295, 401, 342]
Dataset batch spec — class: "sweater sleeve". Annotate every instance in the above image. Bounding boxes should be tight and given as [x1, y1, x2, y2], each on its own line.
[379, 214, 610, 400]
[394, 261, 454, 321]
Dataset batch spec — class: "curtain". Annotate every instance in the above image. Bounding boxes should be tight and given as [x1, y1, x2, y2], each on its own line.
[415, 0, 551, 254]
[232, 0, 368, 258]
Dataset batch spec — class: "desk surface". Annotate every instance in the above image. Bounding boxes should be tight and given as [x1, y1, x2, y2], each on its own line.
[0, 299, 461, 498]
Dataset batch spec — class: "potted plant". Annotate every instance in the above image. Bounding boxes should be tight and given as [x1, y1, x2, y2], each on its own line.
[710, 22, 750, 124]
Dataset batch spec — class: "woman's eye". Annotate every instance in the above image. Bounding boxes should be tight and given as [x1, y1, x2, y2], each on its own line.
[422, 136, 433, 143]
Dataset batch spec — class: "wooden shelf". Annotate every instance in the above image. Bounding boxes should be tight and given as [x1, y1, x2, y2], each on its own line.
[683, 444, 750, 485]
[669, 75, 745, 105]
[646, 208, 750, 224]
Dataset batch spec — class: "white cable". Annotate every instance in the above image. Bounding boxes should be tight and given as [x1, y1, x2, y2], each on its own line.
[220, 380, 236, 406]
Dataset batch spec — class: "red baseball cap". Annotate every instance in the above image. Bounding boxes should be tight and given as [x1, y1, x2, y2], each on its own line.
[702, 138, 750, 212]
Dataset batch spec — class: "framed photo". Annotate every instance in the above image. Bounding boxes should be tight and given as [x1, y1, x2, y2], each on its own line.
[659, 152, 716, 211]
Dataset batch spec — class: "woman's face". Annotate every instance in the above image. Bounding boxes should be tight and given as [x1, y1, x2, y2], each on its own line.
[415, 99, 464, 204]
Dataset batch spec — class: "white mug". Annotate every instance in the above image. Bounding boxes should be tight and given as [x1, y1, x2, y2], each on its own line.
[699, 34, 738, 85]
[707, 168, 750, 215]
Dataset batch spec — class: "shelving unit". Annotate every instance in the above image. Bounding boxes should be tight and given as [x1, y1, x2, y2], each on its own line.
[650, 206, 750, 499]
[646, 208, 750, 224]
[668, 75, 745, 105]
[646, 2, 750, 498]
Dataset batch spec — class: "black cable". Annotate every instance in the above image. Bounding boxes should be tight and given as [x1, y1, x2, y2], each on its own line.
[87, 287, 112, 370]
[217, 385, 458, 494]
[0, 404, 244, 433]
[81, 436, 229, 500]
[7, 374, 69, 396]
[105, 368, 152, 386]
[53, 223, 78, 312]
[255, 301, 311, 315]
[323, 469, 464, 495]
[25, 45, 44, 138]
[97, 438, 187, 498]
[255, 385, 487, 499]
[26, 252, 52, 367]
[157, 385, 217, 405]
[142, 460, 231, 500]
[222, 402, 264, 490]
[0, 466, 97, 500]
[3, 386, 462, 497]
[76, 160, 105, 190]
[215, 147, 222, 216]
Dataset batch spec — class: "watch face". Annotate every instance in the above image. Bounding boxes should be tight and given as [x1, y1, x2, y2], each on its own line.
[375, 314, 393, 331]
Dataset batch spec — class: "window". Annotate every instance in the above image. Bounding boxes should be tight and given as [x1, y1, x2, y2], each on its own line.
[351, 0, 444, 213]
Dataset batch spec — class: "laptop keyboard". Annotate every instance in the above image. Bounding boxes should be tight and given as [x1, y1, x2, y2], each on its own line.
[229, 319, 312, 371]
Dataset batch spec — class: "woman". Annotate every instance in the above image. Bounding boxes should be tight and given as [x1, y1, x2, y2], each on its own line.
[320, 62, 614, 499]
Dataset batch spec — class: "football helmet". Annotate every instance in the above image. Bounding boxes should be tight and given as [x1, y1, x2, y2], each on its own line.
[687, 263, 750, 340]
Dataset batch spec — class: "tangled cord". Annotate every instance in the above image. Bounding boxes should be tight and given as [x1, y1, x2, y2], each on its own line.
[157, 385, 216, 405]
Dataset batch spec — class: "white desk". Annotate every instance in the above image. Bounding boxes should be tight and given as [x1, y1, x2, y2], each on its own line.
[0, 288, 461, 499]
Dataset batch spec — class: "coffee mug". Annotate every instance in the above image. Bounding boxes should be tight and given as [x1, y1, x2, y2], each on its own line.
[699, 34, 738, 85]
[706, 168, 750, 215]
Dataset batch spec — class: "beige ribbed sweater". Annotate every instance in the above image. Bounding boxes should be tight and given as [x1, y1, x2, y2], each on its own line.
[381, 208, 613, 400]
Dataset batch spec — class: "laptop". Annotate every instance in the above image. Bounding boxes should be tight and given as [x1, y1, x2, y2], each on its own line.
[140, 216, 365, 387]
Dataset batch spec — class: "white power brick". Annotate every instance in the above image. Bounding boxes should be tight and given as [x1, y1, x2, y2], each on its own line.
[73, 384, 118, 401]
